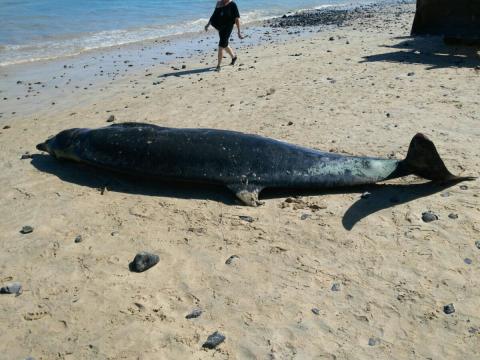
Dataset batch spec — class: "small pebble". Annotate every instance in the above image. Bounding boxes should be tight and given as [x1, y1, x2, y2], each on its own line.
[368, 337, 380, 346]
[407, 72, 415, 76]
[287, 121, 293, 126]
[129, 252, 159, 272]
[20, 225, 33, 234]
[443, 303, 455, 314]
[239, 215, 254, 223]
[475, 240, 480, 249]
[225, 255, 239, 265]
[331, 283, 341, 292]
[464, 258, 472, 265]
[468, 327, 479, 334]
[202, 331, 225, 349]
[74, 235, 83, 243]
[186, 308, 202, 319]
[20, 153, 32, 160]
[448, 213, 458, 219]
[460, 185, 468, 190]
[300, 214, 309, 220]
[106, 115, 115, 122]
[361, 191, 371, 199]
[422, 211, 438, 223]
[0, 282, 22, 295]
[311, 308, 320, 315]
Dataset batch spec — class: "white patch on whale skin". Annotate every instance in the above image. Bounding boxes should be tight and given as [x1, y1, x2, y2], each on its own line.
[304, 158, 400, 183]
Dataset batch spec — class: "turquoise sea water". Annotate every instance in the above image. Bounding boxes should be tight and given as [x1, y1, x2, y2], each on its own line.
[0, 0, 381, 66]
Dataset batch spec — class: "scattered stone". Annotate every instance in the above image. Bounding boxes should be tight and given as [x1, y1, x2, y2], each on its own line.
[464, 258, 472, 265]
[331, 283, 341, 291]
[225, 255, 239, 265]
[361, 191, 371, 199]
[74, 235, 83, 243]
[186, 308, 202, 319]
[20, 225, 33, 234]
[448, 213, 458, 219]
[239, 215, 254, 223]
[460, 185, 468, 190]
[443, 303, 455, 314]
[165, 52, 174, 55]
[468, 327, 479, 334]
[0, 282, 22, 295]
[368, 337, 380, 346]
[422, 211, 438, 223]
[20, 153, 32, 160]
[129, 252, 159, 272]
[287, 121, 293, 126]
[311, 308, 320, 315]
[106, 115, 115, 122]
[202, 331, 225, 349]
[475, 240, 480, 249]
[181, 65, 186, 69]
[300, 214, 309, 220]
[329, 36, 335, 41]
[407, 72, 415, 76]
[3, 125, 10, 129]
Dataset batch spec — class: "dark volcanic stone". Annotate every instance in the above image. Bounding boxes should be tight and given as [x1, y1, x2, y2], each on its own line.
[20, 153, 32, 160]
[464, 258, 472, 265]
[129, 252, 159, 272]
[460, 185, 468, 190]
[475, 240, 480, 249]
[368, 337, 380, 346]
[311, 308, 320, 315]
[202, 331, 225, 349]
[20, 225, 33, 234]
[186, 308, 202, 319]
[106, 115, 115, 122]
[422, 211, 438, 223]
[443, 303, 455, 314]
[74, 235, 83, 243]
[331, 283, 341, 291]
[0, 282, 22, 295]
[448, 213, 458, 219]
[225, 255, 239, 265]
[239, 215, 254, 223]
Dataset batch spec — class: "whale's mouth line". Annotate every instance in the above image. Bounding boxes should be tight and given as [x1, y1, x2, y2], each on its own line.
[36, 142, 47, 152]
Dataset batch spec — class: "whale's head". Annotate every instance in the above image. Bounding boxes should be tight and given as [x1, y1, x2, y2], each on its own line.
[36, 128, 85, 161]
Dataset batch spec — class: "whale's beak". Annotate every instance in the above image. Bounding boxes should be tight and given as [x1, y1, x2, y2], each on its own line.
[36, 142, 48, 152]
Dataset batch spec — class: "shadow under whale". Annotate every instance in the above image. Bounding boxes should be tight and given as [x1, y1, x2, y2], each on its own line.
[31, 154, 465, 231]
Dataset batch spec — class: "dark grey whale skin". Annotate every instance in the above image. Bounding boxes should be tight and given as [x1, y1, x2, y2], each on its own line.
[36, 123, 473, 206]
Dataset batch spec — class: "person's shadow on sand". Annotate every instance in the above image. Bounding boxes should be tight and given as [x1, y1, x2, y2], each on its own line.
[361, 36, 480, 70]
[159, 66, 216, 78]
[31, 154, 467, 230]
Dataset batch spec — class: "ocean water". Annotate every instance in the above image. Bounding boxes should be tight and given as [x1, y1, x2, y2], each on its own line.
[0, 0, 380, 66]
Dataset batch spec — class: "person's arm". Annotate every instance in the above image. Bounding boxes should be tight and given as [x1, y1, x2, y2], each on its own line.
[235, 17, 244, 39]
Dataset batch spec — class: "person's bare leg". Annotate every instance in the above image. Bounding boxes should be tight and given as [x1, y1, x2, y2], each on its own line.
[216, 47, 224, 70]
[225, 46, 237, 65]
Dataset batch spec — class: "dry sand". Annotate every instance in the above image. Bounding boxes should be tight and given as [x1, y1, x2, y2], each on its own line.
[0, 2, 479, 359]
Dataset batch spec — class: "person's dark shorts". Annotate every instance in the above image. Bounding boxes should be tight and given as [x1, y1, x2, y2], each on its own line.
[218, 24, 234, 48]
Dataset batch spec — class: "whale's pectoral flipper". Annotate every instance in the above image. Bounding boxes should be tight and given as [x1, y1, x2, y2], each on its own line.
[402, 133, 476, 182]
[227, 184, 265, 207]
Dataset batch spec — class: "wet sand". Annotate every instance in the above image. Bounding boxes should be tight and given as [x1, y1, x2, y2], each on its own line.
[0, 2, 479, 359]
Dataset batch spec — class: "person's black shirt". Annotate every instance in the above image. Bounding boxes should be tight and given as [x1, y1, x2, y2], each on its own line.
[210, 2, 240, 30]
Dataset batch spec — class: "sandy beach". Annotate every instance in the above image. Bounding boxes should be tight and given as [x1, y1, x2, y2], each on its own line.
[1, 2, 479, 359]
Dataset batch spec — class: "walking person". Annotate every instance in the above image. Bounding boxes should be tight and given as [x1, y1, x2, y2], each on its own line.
[205, 0, 244, 71]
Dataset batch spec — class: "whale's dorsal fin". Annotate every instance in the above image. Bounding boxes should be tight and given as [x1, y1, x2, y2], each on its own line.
[227, 184, 265, 207]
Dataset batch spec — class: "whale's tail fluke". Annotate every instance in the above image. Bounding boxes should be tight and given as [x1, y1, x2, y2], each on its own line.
[403, 133, 476, 182]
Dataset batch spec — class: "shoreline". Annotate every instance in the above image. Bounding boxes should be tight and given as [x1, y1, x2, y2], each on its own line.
[0, 0, 413, 123]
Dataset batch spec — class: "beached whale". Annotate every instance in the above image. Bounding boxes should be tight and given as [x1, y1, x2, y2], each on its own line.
[36, 122, 474, 206]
